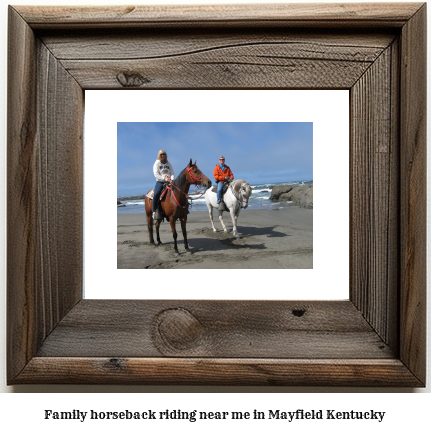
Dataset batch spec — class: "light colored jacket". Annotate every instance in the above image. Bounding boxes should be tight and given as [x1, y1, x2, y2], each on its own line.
[153, 160, 175, 183]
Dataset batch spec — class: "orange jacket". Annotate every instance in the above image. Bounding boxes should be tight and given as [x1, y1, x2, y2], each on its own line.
[213, 164, 234, 183]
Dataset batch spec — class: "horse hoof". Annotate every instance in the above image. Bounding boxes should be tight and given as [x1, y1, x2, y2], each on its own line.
[212, 228, 216, 232]
[157, 242, 163, 246]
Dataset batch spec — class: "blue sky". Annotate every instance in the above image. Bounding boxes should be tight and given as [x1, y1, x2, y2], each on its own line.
[117, 122, 312, 197]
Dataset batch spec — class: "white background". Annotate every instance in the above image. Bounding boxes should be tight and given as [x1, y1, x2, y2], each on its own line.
[0, 0, 430, 426]
[85, 90, 349, 300]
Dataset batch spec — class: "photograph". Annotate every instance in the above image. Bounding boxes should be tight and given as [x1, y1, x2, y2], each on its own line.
[117, 122, 313, 269]
[2, 0, 427, 400]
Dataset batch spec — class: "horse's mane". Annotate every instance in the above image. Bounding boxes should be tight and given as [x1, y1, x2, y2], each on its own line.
[230, 179, 252, 198]
[230, 179, 245, 188]
[172, 168, 187, 189]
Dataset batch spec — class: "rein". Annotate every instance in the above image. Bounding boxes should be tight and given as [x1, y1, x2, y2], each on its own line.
[228, 182, 249, 214]
[165, 165, 207, 220]
[229, 182, 245, 201]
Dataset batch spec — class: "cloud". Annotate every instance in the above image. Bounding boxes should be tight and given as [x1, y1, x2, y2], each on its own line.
[117, 122, 312, 196]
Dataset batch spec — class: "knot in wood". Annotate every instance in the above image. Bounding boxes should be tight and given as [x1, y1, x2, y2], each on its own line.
[292, 308, 306, 317]
[155, 308, 203, 351]
[116, 71, 150, 87]
[108, 358, 123, 369]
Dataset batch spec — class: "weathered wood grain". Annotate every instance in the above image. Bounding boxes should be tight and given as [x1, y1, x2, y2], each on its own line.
[16, 358, 423, 386]
[16, 3, 423, 29]
[38, 30, 395, 89]
[7, 6, 83, 382]
[40, 31, 395, 60]
[399, 3, 427, 384]
[7, 6, 38, 382]
[7, 3, 426, 386]
[60, 57, 372, 89]
[41, 30, 395, 89]
[36, 300, 393, 359]
[350, 45, 398, 347]
[60, 46, 385, 89]
[35, 40, 83, 335]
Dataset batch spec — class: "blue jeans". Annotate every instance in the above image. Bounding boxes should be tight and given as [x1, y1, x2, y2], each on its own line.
[152, 181, 165, 212]
[216, 182, 224, 204]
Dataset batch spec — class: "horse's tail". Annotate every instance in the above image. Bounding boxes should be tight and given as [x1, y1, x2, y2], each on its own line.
[144, 195, 153, 216]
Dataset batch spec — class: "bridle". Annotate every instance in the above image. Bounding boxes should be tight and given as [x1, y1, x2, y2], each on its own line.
[239, 184, 248, 209]
[186, 165, 203, 185]
[225, 182, 248, 215]
[230, 182, 249, 208]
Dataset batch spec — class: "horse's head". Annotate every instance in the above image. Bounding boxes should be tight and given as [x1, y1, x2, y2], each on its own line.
[239, 182, 252, 209]
[186, 159, 212, 189]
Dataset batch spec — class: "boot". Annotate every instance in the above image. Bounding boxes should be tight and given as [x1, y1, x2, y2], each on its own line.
[154, 206, 163, 220]
[218, 201, 225, 211]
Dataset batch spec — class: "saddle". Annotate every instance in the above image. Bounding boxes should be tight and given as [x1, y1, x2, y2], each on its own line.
[211, 182, 229, 195]
[212, 179, 245, 198]
[146, 184, 168, 201]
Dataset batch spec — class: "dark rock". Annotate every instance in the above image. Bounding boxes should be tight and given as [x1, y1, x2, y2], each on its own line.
[270, 185, 313, 209]
[270, 185, 294, 200]
[118, 195, 146, 201]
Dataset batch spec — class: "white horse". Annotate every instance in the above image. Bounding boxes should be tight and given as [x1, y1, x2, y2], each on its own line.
[204, 179, 252, 238]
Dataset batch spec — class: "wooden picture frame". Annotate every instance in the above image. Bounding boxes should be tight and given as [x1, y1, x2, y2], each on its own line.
[7, 3, 426, 386]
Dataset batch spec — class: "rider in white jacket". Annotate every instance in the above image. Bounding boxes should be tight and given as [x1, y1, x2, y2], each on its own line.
[152, 150, 175, 218]
[153, 159, 175, 183]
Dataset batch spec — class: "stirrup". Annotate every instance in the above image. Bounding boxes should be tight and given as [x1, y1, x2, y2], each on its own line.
[154, 208, 163, 220]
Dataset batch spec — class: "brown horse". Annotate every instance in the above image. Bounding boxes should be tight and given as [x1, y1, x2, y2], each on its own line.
[145, 159, 212, 254]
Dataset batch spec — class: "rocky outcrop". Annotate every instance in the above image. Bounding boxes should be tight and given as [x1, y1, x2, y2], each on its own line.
[118, 195, 145, 201]
[270, 185, 313, 209]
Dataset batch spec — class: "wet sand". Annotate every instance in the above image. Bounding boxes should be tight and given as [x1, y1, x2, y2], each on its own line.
[117, 206, 312, 269]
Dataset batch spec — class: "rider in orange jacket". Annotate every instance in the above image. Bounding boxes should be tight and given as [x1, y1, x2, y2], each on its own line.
[213, 156, 234, 207]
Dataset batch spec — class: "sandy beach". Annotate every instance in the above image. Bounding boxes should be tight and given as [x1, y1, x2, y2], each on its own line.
[118, 206, 312, 269]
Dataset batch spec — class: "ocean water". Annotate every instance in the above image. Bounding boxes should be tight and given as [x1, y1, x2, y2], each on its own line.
[117, 180, 313, 214]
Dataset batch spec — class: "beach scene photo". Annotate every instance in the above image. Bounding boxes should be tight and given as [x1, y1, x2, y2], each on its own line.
[117, 122, 313, 269]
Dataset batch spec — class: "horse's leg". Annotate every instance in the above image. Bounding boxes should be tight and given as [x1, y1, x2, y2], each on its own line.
[234, 208, 241, 238]
[170, 218, 179, 254]
[218, 211, 228, 232]
[155, 219, 162, 245]
[147, 213, 155, 244]
[208, 205, 217, 232]
[219, 193, 232, 233]
[146, 199, 155, 244]
[229, 205, 240, 238]
[180, 218, 191, 252]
